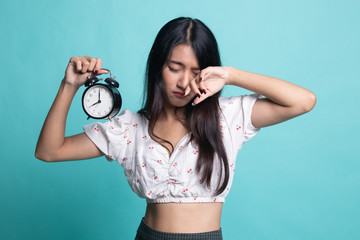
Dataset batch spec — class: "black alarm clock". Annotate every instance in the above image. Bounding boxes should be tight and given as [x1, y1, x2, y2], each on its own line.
[82, 69, 122, 120]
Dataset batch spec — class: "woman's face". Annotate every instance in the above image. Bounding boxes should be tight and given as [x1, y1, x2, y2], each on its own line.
[162, 44, 201, 108]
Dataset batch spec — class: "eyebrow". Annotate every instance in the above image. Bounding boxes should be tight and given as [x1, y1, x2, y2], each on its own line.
[168, 60, 200, 71]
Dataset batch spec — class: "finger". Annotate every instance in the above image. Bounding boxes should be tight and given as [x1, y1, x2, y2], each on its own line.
[185, 74, 200, 96]
[79, 57, 90, 73]
[198, 79, 207, 95]
[189, 77, 201, 98]
[192, 93, 208, 106]
[93, 58, 103, 74]
[98, 68, 109, 75]
[200, 67, 213, 82]
[68, 56, 77, 67]
[184, 85, 191, 96]
[84, 56, 96, 72]
[69, 56, 82, 72]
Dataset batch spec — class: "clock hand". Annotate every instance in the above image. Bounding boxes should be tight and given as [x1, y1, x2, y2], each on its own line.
[90, 102, 99, 107]
[98, 89, 100, 101]
[90, 100, 101, 107]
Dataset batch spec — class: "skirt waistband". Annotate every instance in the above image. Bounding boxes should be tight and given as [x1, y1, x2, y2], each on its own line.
[135, 218, 223, 240]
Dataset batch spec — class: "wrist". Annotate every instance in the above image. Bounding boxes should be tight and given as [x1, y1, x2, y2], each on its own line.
[226, 67, 249, 87]
[60, 78, 80, 95]
[61, 78, 80, 91]
[225, 66, 239, 86]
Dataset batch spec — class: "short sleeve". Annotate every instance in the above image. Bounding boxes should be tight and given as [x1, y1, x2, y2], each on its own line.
[219, 94, 263, 150]
[83, 109, 134, 162]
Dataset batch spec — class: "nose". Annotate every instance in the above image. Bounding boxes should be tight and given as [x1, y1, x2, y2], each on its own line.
[176, 71, 192, 91]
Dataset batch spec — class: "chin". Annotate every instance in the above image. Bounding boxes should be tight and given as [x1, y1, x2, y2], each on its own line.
[172, 102, 190, 108]
[168, 98, 192, 108]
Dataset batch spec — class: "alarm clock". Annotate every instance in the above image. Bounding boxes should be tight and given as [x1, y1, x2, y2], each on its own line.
[82, 69, 122, 120]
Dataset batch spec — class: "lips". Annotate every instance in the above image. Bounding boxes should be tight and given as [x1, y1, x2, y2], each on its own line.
[173, 91, 186, 98]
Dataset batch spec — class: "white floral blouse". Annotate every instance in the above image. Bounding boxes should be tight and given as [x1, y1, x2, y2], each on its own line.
[83, 94, 262, 203]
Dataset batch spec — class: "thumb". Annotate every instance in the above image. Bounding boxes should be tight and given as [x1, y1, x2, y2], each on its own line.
[95, 69, 110, 75]
[184, 85, 192, 96]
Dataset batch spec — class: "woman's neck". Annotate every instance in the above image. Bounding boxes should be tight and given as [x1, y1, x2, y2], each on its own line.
[161, 102, 186, 122]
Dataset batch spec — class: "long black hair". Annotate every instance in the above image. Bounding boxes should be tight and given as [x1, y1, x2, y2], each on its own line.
[138, 17, 229, 195]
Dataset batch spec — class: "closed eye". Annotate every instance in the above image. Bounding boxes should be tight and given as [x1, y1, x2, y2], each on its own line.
[169, 66, 180, 72]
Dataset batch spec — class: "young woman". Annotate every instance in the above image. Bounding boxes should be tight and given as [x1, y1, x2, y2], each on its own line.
[35, 17, 316, 239]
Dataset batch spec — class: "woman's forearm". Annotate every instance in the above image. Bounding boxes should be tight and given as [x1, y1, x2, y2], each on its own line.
[226, 67, 316, 112]
[35, 79, 79, 160]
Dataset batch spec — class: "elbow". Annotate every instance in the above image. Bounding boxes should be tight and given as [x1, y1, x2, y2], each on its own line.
[35, 149, 54, 162]
[302, 91, 317, 113]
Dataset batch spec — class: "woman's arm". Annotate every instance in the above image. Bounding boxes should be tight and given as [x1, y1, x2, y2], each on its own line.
[35, 56, 108, 162]
[226, 67, 316, 128]
[189, 66, 316, 128]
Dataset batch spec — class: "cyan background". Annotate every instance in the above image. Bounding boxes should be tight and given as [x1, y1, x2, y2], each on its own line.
[1, 0, 359, 239]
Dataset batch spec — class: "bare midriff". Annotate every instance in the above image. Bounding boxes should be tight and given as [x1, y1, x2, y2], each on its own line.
[143, 202, 223, 233]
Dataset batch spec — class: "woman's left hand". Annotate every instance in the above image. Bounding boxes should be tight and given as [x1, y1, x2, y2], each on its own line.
[185, 66, 231, 105]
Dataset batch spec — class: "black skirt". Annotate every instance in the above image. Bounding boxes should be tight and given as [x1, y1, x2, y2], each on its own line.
[135, 218, 223, 240]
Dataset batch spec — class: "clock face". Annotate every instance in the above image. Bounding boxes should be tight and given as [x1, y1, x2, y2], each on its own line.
[83, 85, 114, 118]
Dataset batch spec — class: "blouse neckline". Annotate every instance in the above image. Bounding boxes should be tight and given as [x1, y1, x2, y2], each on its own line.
[147, 131, 192, 158]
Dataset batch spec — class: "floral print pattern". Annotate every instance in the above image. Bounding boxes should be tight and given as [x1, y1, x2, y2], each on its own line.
[83, 94, 262, 203]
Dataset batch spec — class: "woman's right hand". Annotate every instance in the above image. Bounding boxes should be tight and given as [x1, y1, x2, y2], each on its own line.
[35, 56, 107, 162]
[63, 56, 109, 88]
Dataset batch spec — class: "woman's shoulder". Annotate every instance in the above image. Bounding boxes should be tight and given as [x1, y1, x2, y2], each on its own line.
[218, 94, 264, 109]
[83, 109, 147, 132]
[115, 109, 146, 123]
